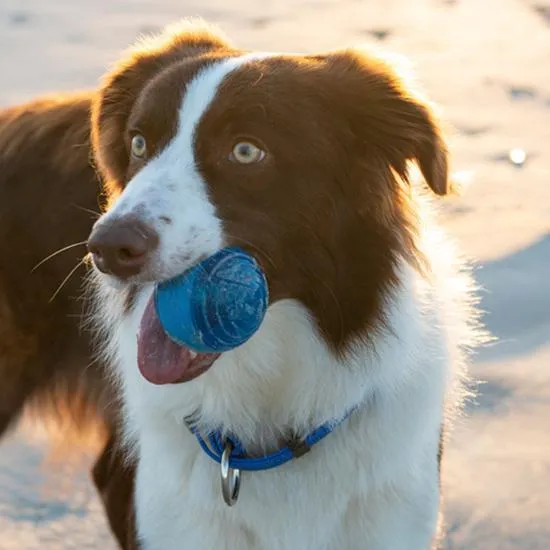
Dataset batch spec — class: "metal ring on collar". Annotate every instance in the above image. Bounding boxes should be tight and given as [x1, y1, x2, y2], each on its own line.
[221, 441, 241, 506]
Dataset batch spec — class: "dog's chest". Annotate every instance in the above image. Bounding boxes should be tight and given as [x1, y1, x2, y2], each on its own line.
[133, 425, 374, 550]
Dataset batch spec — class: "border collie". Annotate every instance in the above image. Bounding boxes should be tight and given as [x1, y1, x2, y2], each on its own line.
[87, 20, 481, 550]
[0, 95, 132, 549]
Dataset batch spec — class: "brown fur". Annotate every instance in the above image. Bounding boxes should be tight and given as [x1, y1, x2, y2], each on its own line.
[0, 94, 130, 548]
[91, 21, 234, 199]
[87, 22, 450, 548]
[0, 94, 104, 433]
[91, 26, 448, 353]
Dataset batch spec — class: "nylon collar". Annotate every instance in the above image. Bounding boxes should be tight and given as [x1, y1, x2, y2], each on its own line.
[185, 405, 359, 472]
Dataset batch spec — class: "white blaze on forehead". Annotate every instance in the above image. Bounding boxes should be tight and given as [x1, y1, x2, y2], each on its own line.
[177, 52, 275, 144]
[96, 52, 278, 281]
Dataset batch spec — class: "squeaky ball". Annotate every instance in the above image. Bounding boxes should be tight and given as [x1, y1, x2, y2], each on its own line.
[154, 247, 269, 353]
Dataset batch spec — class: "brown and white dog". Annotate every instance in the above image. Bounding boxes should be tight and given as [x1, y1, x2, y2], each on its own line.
[87, 20, 481, 550]
[0, 95, 133, 549]
[0, 95, 99, 438]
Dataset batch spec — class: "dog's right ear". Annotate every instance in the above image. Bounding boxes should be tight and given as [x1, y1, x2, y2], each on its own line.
[319, 48, 451, 197]
[91, 19, 230, 196]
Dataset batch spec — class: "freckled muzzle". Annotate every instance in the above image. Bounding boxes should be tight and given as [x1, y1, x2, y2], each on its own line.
[137, 247, 269, 385]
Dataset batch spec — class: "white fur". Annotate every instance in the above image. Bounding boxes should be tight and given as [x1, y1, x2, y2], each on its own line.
[91, 54, 480, 550]
[92, 54, 271, 283]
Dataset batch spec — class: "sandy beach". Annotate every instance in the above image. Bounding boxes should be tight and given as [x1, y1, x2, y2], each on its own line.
[1, 0, 549, 547]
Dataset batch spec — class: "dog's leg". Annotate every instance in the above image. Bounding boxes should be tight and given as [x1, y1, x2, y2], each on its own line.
[92, 431, 138, 549]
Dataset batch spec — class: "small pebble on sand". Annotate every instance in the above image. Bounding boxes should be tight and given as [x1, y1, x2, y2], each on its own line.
[509, 148, 526, 166]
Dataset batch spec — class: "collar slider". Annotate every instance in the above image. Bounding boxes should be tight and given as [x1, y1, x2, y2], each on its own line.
[287, 437, 311, 458]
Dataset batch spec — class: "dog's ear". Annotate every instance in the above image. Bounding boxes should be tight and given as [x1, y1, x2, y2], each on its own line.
[384, 91, 449, 196]
[91, 19, 230, 195]
[324, 49, 449, 196]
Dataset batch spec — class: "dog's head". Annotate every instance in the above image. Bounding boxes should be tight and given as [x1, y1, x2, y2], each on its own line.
[88, 20, 448, 389]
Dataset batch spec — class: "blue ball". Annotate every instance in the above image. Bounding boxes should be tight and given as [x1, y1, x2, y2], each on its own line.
[154, 247, 269, 353]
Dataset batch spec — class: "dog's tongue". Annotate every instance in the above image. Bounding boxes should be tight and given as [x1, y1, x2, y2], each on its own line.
[137, 295, 218, 385]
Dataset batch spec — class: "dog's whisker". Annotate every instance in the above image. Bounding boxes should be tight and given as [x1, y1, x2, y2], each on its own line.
[48, 258, 86, 303]
[82, 356, 101, 374]
[78, 278, 96, 336]
[71, 203, 102, 219]
[31, 241, 88, 272]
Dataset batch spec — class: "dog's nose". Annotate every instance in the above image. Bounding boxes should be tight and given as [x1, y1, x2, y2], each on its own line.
[87, 216, 159, 279]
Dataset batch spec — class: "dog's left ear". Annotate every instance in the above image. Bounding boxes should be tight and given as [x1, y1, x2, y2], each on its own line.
[326, 49, 450, 196]
[388, 92, 449, 196]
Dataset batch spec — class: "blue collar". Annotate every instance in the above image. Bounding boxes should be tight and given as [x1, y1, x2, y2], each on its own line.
[185, 405, 359, 472]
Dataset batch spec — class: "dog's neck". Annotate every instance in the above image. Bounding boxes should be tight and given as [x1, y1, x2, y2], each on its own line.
[105, 258, 422, 457]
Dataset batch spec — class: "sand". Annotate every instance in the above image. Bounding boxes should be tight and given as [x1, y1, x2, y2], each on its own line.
[1, 0, 549, 547]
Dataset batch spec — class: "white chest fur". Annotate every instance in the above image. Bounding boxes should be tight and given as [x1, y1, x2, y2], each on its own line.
[98, 254, 474, 550]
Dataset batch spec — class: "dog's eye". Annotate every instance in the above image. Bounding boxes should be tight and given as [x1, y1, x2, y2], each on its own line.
[229, 141, 265, 164]
[131, 134, 148, 159]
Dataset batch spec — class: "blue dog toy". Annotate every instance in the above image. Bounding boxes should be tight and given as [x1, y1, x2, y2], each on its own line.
[154, 247, 269, 353]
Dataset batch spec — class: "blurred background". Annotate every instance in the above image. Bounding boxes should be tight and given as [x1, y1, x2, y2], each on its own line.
[0, 0, 549, 548]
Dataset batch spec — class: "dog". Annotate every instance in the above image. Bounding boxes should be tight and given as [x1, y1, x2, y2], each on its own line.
[0, 94, 134, 548]
[87, 20, 482, 550]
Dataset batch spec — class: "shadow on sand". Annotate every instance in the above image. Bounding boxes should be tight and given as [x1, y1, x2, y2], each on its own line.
[472, 233, 550, 363]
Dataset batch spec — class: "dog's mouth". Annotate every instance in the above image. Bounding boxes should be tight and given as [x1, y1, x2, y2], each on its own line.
[137, 293, 220, 385]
